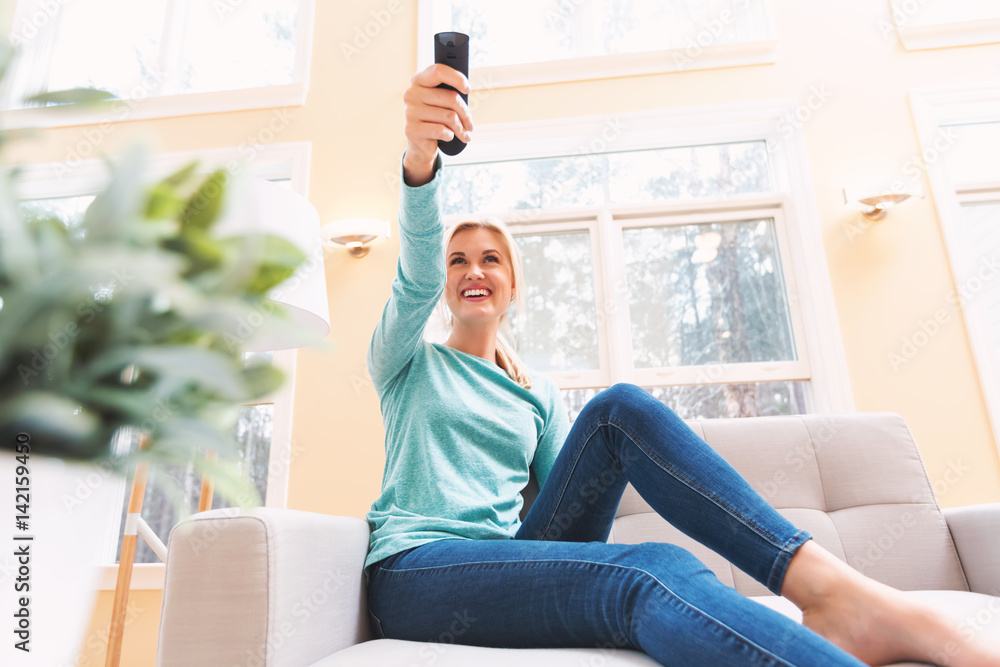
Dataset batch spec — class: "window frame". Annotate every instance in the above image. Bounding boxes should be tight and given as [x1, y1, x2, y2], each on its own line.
[2, 0, 315, 129]
[911, 81, 1000, 459]
[439, 104, 854, 414]
[416, 0, 778, 89]
[16, 141, 312, 590]
[888, 1, 1000, 50]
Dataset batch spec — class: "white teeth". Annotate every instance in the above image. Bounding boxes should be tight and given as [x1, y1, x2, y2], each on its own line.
[463, 289, 490, 297]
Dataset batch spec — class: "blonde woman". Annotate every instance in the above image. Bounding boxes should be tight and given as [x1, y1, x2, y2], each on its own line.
[363, 64, 1000, 667]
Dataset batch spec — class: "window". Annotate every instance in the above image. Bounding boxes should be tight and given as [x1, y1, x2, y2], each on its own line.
[16, 141, 310, 587]
[911, 85, 1000, 456]
[3, 0, 315, 127]
[418, 0, 777, 88]
[888, 0, 1000, 50]
[430, 107, 852, 419]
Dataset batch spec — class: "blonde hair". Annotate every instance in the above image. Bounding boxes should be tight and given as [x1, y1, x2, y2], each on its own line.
[439, 217, 532, 390]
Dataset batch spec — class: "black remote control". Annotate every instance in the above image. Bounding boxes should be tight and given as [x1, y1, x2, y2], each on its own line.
[434, 31, 469, 156]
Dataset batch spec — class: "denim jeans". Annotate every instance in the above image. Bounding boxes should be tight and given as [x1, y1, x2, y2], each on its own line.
[366, 383, 867, 666]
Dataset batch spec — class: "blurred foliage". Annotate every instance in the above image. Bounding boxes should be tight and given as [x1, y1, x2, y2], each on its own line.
[0, 39, 307, 505]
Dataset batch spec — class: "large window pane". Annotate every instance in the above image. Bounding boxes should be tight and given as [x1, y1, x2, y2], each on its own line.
[444, 0, 773, 68]
[178, 0, 299, 93]
[943, 122, 1000, 185]
[512, 231, 599, 372]
[561, 387, 601, 423]
[623, 219, 796, 368]
[25, 0, 300, 107]
[43, 0, 169, 100]
[441, 142, 771, 216]
[962, 201, 1000, 362]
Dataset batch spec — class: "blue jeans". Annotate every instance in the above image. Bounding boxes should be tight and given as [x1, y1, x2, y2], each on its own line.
[366, 383, 867, 666]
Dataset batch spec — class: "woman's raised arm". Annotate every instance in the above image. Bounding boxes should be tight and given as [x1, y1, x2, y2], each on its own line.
[366, 65, 475, 395]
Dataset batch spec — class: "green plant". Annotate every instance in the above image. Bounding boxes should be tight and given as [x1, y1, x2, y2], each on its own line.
[0, 41, 308, 505]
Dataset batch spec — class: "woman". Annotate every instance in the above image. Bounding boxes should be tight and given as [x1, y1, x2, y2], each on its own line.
[364, 63, 1000, 666]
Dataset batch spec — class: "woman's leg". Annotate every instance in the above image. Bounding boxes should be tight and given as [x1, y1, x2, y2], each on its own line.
[517, 382, 809, 595]
[367, 537, 867, 667]
[517, 382, 1000, 667]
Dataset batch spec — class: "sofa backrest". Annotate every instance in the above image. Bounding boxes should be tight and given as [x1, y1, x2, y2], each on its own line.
[524, 412, 969, 597]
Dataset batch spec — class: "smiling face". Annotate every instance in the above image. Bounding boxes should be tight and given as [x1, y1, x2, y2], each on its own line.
[444, 227, 515, 328]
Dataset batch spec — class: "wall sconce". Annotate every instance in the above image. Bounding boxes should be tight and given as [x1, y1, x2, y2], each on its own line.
[322, 218, 391, 258]
[843, 184, 923, 221]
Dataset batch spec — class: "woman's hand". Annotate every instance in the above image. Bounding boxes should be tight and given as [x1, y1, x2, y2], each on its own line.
[402, 63, 474, 187]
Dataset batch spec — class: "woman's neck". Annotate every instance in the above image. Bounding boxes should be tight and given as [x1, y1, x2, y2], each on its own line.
[444, 324, 498, 364]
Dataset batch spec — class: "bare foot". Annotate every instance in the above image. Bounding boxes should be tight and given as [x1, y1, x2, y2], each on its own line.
[781, 541, 1000, 666]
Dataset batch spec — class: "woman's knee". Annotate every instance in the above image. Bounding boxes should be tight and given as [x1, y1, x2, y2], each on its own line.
[590, 382, 647, 413]
[625, 541, 716, 583]
[586, 383, 681, 423]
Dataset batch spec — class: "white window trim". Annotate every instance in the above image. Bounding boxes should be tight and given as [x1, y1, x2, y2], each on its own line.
[911, 81, 1000, 460]
[416, 0, 778, 90]
[3, 0, 315, 129]
[890, 5, 1000, 51]
[439, 103, 854, 413]
[17, 141, 311, 590]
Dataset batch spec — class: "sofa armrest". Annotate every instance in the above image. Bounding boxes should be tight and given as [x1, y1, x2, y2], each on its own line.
[944, 503, 1000, 596]
[157, 507, 371, 667]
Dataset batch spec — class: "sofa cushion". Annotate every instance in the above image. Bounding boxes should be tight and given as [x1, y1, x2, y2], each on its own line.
[608, 413, 970, 596]
[310, 640, 659, 666]
[313, 590, 1000, 667]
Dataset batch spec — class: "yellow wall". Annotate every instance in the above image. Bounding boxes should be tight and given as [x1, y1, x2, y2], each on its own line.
[10, 1, 1000, 664]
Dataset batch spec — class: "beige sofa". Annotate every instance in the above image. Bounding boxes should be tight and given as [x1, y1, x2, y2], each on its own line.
[157, 412, 1000, 666]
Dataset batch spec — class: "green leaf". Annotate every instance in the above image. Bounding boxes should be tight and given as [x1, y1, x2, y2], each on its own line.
[0, 127, 40, 151]
[81, 144, 148, 241]
[240, 362, 285, 400]
[26, 87, 117, 106]
[145, 162, 202, 221]
[0, 392, 104, 458]
[220, 234, 306, 295]
[190, 454, 262, 507]
[0, 172, 38, 285]
[145, 183, 187, 220]
[0, 249, 184, 367]
[79, 386, 158, 422]
[161, 161, 200, 188]
[162, 229, 226, 276]
[181, 170, 229, 232]
[81, 346, 247, 400]
[154, 417, 241, 459]
[0, 39, 14, 82]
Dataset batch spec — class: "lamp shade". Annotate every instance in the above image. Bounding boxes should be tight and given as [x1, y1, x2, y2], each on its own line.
[211, 176, 330, 351]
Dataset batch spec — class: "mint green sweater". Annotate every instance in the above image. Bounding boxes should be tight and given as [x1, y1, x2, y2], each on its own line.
[363, 155, 571, 582]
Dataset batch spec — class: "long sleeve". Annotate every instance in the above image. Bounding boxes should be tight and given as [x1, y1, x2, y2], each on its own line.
[530, 376, 571, 490]
[367, 153, 447, 395]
